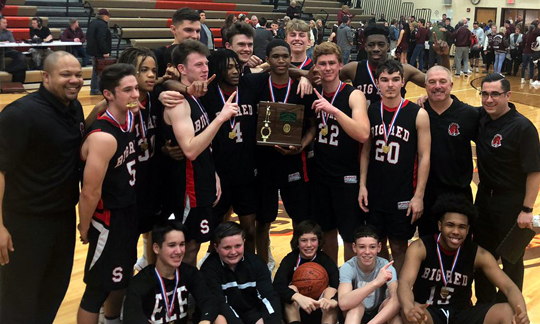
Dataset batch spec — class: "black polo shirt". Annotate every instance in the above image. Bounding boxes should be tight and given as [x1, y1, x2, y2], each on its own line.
[477, 103, 540, 193]
[0, 85, 85, 214]
[30, 26, 52, 40]
[424, 95, 479, 190]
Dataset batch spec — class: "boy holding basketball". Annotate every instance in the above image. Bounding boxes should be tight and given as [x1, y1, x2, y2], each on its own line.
[273, 220, 340, 324]
[338, 225, 401, 324]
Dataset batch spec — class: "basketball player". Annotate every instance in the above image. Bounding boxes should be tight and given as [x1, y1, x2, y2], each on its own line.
[154, 8, 200, 78]
[310, 42, 370, 263]
[338, 225, 400, 324]
[474, 74, 540, 304]
[250, 39, 316, 267]
[359, 60, 430, 274]
[201, 222, 282, 324]
[339, 24, 426, 107]
[225, 22, 263, 74]
[164, 40, 238, 266]
[286, 19, 314, 70]
[77, 64, 140, 324]
[273, 220, 339, 324]
[123, 221, 220, 323]
[418, 66, 479, 236]
[398, 194, 530, 324]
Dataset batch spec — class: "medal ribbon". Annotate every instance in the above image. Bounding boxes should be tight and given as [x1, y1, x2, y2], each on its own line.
[298, 57, 309, 69]
[217, 85, 239, 130]
[321, 81, 343, 127]
[379, 98, 404, 146]
[436, 233, 461, 287]
[366, 62, 379, 94]
[139, 95, 149, 142]
[294, 253, 317, 271]
[190, 95, 210, 125]
[268, 76, 292, 104]
[154, 267, 180, 319]
[105, 109, 134, 133]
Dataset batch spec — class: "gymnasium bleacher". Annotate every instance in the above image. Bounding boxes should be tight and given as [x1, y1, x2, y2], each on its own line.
[0, 0, 376, 86]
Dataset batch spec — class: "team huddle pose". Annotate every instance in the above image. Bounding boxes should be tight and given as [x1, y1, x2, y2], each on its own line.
[0, 7, 538, 324]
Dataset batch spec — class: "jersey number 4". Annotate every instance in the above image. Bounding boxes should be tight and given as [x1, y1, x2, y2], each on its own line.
[230, 122, 243, 143]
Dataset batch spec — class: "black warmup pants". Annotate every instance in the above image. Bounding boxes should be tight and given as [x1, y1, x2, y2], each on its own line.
[473, 184, 525, 304]
[0, 209, 76, 324]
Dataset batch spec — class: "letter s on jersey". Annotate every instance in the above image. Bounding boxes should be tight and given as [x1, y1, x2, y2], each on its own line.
[200, 219, 210, 234]
[112, 267, 123, 282]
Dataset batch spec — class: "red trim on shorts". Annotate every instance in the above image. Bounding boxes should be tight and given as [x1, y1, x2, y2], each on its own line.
[185, 160, 197, 207]
[301, 150, 309, 182]
[93, 199, 111, 227]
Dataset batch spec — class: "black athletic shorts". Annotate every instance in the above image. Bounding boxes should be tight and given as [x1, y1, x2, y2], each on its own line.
[84, 204, 139, 292]
[470, 48, 482, 59]
[428, 303, 495, 324]
[214, 181, 258, 219]
[181, 205, 216, 243]
[311, 180, 364, 243]
[366, 208, 416, 241]
[256, 180, 311, 224]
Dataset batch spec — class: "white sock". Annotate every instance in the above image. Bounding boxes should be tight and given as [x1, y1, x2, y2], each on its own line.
[104, 317, 121, 324]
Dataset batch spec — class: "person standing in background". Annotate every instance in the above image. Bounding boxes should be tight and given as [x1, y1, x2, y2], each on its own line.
[86, 8, 112, 95]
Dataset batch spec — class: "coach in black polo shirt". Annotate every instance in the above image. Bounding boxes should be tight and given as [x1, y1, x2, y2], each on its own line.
[418, 66, 479, 236]
[0, 51, 84, 323]
[474, 74, 540, 304]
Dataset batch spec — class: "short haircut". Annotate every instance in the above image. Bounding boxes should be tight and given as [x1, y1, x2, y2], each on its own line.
[213, 221, 245, 245]
[266, 39, 291, 57]
[375, 59, 404, 79]
[481, 73, 510, 93]
[208, 49, 240, 85]
[342, 15, 350, 24]
[432, 193, 477, 226]
[43, 51, 74, 73]
[419, 18, 425, 25]
[100, 63, 136, 93]
[354, 225, 379, 242]
[172, 39, 210, 66]
[290, 220, 324, 250]
[259, 17, 267, 27]
[445, 18, 451, 22]
[286, 19, 310, 35]
[69, 18, 78, 25]
[226, 21, 255, 44]
[313, 42, 343, 64]
[198, 9, 205, 14]
[172, 7, 200, 26]
[364, 24, 390, 41]
[425, 65, 453, 83]
[118, 46, 158, 74]
[152, 220, 186, 248]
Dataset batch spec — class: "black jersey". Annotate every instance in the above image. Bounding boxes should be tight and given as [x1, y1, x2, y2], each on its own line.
[124, 263, 218, 324]
[248, 72, 315, 186]
[291, 57, 313, 70]
[414, 235, 477, 310]
[477, 103, 540, 193]
[185, 96, 216, 207]
[366, 100, 420, 212]
[84, 114, 138, 209]
[153, 44, 175, 78]
[134, 91, 164, 212]
[273, 249, 339, 303]
[313, 83, 360, 184]
[424, 96, 479, 191]
[201, 80, 258, 186]
[353, 60, 406, 107]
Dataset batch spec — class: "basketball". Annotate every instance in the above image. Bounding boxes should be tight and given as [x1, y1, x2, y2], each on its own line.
[291, 262, 329, 300]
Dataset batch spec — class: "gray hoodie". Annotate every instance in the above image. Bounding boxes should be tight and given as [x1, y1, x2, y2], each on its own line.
[337, 23, 354, 51]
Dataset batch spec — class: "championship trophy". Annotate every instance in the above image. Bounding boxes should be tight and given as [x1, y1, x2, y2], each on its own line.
[256, 101, 305, 148]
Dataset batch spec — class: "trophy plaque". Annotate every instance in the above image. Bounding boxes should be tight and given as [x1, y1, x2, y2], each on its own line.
[256, 101, 305, 148]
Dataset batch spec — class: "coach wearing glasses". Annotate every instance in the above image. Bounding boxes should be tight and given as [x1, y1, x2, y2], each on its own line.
[474, 73, 540, 304]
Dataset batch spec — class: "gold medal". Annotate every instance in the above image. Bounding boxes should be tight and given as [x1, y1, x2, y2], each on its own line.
[126, 102, 138, 109]
[283, 124, 291, 133]
[321, 125, 329, 136]
[229, 131, 236, 139]
[141, 140, 149, 151]
[382, 144, 390, 154]
[440, 286, 450, 299]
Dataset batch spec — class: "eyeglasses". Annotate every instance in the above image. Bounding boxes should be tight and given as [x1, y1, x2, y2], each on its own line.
[480, 91, 507, 99]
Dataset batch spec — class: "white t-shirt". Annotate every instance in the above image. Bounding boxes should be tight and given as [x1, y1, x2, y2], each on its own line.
[339, 256, 397, 312]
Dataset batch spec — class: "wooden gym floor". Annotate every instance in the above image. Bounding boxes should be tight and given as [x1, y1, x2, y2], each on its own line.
[1, 72, 540, 323]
